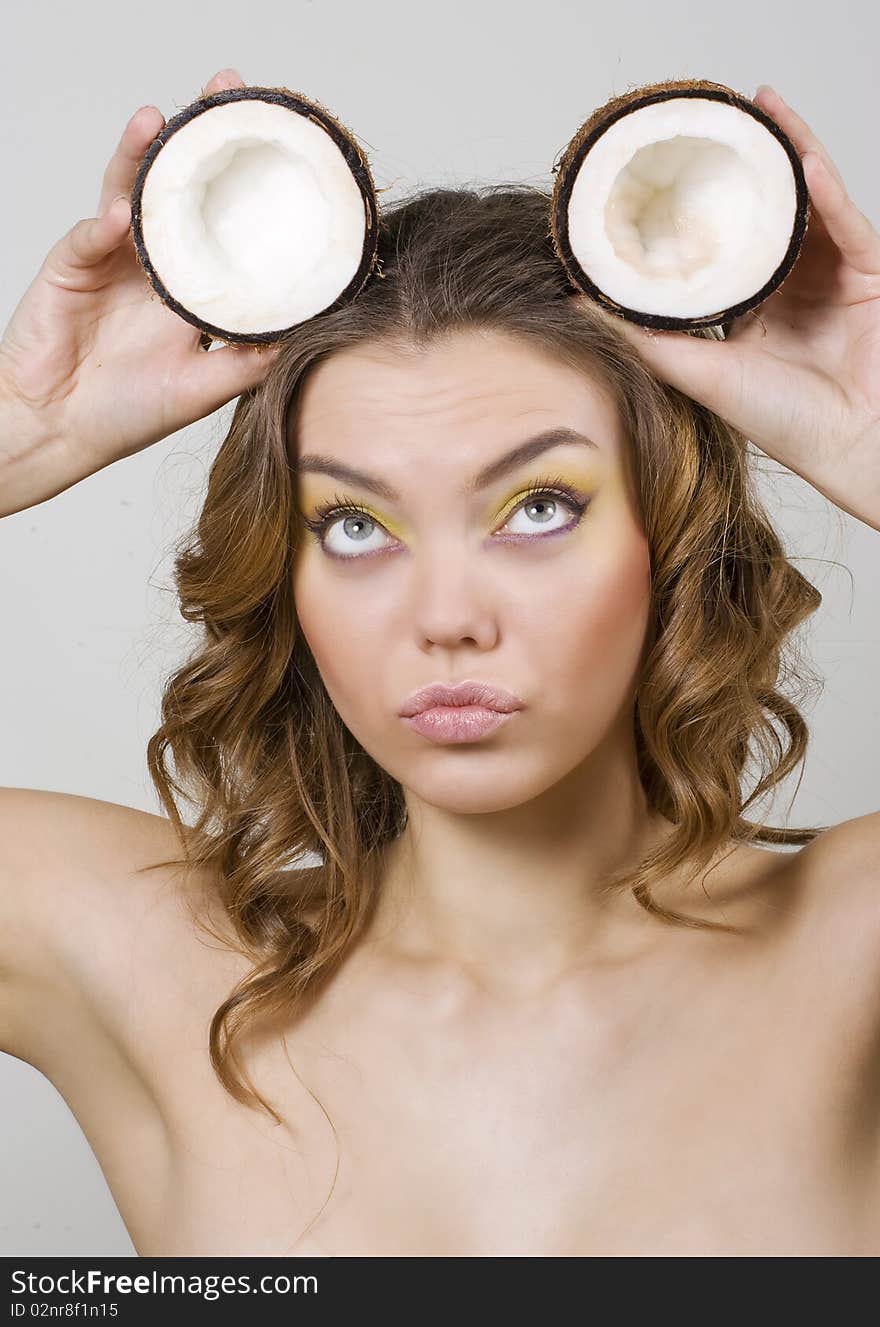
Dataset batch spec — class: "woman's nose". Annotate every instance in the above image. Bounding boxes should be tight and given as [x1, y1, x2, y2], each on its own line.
[409, 543, 499, 650]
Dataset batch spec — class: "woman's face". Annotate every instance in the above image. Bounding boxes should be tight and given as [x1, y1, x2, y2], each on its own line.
[290, 329, 653, 813]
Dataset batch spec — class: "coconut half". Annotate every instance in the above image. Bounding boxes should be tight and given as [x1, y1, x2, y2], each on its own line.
[549, 78, 810, 332]
[130, 85, 380, 345]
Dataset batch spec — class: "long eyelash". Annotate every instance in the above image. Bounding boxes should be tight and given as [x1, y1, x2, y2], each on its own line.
[300, 473, 589, 545]
[300, 489, 377, 537]
[497, 473, 588, 529]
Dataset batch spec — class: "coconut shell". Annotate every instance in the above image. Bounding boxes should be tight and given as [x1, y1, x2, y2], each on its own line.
[549, 78, 811, 333]
[130, 85, 382, 347]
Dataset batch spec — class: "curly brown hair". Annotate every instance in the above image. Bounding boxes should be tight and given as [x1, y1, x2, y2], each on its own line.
[140, 183, 828, 1135]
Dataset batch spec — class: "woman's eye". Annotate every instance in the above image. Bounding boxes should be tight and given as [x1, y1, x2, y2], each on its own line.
[322, 512, 389, 558]
[499, 492, 581, 537]
[310, 487, 585, 559]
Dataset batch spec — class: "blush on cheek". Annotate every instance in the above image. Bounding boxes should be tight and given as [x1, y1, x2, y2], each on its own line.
[573, 531, 653, 677]
[292, 564, 340, 680]
[292, 564, 391, 741]
[294, 613, 363, 736]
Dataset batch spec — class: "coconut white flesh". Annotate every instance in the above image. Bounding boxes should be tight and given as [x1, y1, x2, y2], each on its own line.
[139, 99, 369, 336]
[566, 97, 797, 319]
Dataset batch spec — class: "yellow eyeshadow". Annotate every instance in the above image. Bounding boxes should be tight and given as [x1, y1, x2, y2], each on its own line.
[491, 470, 594, 522]
[300, 468, 596, 537]
[366, 509, 407, 540]
[300, 492, 409, 540]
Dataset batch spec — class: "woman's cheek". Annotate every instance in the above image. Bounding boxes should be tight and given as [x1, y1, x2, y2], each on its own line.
[549, 513, 653, 711]
[292, 548, 347, 679]
[293, 554, 392, 725]
[591, 546, 651, 688]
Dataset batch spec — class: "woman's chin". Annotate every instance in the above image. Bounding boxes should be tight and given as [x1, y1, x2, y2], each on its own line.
[393, 762, 565, 817]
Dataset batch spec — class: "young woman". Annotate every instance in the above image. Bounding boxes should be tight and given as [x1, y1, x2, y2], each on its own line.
[1, 68, 878, 1257]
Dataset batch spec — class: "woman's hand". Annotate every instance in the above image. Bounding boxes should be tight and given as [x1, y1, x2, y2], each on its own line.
[0, 68, 280, 516]
[615, 85, 880, 533]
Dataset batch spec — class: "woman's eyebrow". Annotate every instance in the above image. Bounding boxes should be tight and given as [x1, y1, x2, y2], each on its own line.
[294, 427, 599, 501]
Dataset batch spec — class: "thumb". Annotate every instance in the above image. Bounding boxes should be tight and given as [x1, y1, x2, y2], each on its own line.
[615, 320, 735, 415]
[186, 341, 284, 414]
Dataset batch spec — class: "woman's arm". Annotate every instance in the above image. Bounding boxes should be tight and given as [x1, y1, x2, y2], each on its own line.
[0, 67, 275, 1062]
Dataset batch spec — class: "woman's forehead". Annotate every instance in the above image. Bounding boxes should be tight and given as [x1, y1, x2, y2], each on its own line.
[289, 332, 623, 470]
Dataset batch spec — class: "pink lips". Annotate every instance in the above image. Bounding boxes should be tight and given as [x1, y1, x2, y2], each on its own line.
[399, 679, 524, 745]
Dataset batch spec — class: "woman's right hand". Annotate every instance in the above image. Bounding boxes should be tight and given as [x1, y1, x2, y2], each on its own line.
[0, 68, 281, 517]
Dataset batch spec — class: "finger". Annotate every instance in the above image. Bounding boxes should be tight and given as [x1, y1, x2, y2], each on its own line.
[181, 342, 283, 417]
[800, 150, 880, 276]
[97, 105, 165, 217]
[753, 85, 847, 193]
[200, 67, 245, 97]
[96, 71, 244, 219]
[44, 199, 133, 281]
[615, 321, 742, 419]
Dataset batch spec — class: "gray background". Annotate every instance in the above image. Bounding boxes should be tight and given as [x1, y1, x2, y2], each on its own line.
[1, 0, 877, 1257]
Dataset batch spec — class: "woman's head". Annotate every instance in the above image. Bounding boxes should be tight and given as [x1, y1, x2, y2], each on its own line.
[290, 326, 652, 816]
[144, 184, 826, 1122]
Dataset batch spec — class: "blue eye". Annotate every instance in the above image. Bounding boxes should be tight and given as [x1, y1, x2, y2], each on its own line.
[301, 476, 589, 561]
[500, 490, 581, 538]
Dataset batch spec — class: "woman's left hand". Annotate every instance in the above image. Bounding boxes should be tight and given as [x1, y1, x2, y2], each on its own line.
[615, 84, 880, 533]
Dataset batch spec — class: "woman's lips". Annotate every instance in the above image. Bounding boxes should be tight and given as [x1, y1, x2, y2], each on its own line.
[402, 705, 517, 744]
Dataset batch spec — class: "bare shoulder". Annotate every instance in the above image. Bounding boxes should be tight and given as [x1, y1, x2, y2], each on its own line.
[684, 816, 880, 998]
[0, 787, 256, 1231]
[780, 810, 880, 1009]
[793, 809, 880, 922]
[0, 786, 207, 1068]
